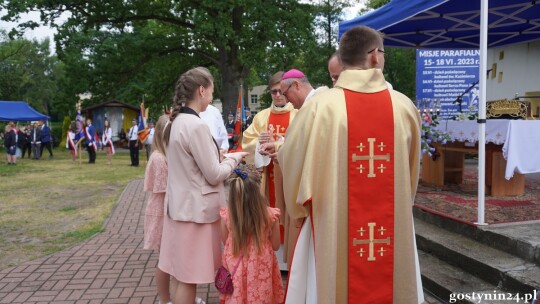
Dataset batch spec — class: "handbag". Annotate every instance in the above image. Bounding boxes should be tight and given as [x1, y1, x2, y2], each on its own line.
[214, 255, 243, 294]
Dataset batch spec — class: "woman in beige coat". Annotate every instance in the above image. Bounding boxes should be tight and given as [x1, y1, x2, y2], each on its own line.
[159, 67, 246, 304]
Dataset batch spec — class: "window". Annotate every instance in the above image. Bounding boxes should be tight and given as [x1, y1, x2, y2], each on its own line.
[499, 51, 504, 60]
[498, 71, 503, 83]
[250, 94, 258, 104]
[491, 63, 497, 79]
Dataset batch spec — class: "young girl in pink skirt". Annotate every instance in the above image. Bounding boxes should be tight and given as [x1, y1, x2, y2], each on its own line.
[219, 164, 284, 304]
[143, 114, 171, 304]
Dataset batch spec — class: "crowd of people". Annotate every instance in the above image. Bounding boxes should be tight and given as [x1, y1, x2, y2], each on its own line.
[2, 120, 54, 165]
[140, 25, 425, 304]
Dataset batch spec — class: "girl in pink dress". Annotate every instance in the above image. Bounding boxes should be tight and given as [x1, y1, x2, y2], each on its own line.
[219, 164, 285, 304]
[143, 115, 171, 304]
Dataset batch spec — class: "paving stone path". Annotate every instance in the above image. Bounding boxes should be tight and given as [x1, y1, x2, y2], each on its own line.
[0, 180, 219, 304]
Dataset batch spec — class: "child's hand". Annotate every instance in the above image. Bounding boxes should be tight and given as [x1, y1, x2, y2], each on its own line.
[224, 151, 249, 161]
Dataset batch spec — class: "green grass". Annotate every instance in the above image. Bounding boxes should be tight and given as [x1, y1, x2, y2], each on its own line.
[0, 147, 145, 270]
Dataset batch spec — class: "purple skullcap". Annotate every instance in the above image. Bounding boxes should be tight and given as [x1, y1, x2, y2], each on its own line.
[282, 69, 305, 80]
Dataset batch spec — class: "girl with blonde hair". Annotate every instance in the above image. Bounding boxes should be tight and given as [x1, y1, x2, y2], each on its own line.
[143, 114, 171, 304]
[219, 164, 284, 304]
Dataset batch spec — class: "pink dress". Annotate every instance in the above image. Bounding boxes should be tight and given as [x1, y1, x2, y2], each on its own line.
[143, 151, 167, 251]
[219, 207, 285, 304]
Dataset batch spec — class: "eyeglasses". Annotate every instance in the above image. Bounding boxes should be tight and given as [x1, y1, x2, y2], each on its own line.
[368, 48, 385, 54]
[270, 89, 282, 96]
[282, 83, 293, 97]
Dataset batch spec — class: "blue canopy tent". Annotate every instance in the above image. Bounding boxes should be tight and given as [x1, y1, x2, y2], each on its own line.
[339, 0, 540, 48]
[0, 101, 50, 121]
[339, 0, 540, 225]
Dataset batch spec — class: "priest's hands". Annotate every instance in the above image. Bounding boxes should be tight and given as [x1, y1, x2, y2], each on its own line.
[259, 131, 274, 144]
[259, 142, 278, 160]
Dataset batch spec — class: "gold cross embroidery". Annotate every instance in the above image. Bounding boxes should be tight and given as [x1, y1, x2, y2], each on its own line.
[273, 125, 285, 136]
[352, 138, 391, 178]
[356, 143, 366, 152]
[352, 222, 391, 261]
[378, 142, 386, 151]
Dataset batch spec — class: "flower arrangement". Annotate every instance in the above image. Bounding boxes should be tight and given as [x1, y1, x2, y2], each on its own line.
[421, 111, 451, 160]
[454, 103, 478, 121]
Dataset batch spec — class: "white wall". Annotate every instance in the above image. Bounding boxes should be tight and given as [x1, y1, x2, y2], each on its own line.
[486, 41, 540, 100]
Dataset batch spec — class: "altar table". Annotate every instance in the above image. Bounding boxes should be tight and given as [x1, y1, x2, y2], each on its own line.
[421, 120, 540, 196]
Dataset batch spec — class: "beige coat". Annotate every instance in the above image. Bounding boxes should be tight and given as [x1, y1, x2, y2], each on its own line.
[166, 113, 242, 223]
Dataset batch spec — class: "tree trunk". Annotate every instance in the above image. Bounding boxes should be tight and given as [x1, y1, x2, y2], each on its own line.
[218, 48, 248, 119]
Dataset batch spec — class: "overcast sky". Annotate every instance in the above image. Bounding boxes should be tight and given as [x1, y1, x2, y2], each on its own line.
[1, 11, 58, 41]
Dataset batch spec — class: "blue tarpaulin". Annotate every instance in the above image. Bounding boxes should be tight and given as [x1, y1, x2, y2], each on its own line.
[339, 0, 540, 49]
[0, 101, 50, 121]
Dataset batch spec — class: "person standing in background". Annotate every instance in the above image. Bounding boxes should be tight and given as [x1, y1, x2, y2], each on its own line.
[4, 124, 17, 165]
[39, 120, 53, 159]
[30, 122, 42, 160]
[243, 108, 253, 131]
[200, 104, 230, 153]
[225, 112, 236, 150]
[144, 120, 155, 161]
[21, 124, 32, 159]
[102, 119, 115, 165]
[127, 118, 139, 166]
[66, 122, 78, 162]
[85, 118, 96, 164]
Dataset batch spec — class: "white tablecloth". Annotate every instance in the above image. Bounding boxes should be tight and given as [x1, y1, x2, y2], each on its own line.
[434, 120, 540, 179]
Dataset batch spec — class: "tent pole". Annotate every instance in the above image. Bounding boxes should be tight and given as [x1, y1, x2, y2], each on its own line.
[476, 0, 488, 225]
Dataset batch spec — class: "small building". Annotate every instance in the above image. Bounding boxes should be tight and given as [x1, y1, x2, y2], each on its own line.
[81, 100, 139, 144]
[247, 85, 267, 114]
[486, 41, 540, 118]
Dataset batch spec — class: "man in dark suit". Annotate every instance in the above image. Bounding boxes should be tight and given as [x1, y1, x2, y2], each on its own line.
[244, 108, 253, 131]
[225, 113, 236, 150]
[30, 122, 42, 159]
[127, 118, 139, 166]
[85, 118, 97, 163]
[39, 120, 54, 158]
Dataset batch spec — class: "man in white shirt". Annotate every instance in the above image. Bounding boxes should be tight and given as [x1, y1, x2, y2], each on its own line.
[144, 120, 155, 161]
[200, 104, 229, 152]
[127, 118, 139, 166]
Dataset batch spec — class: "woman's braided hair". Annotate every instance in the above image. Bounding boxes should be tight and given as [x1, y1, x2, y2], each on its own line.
[163, 67, 214, 146]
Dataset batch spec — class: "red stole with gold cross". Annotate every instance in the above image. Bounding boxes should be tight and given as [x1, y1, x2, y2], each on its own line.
[345, 89, 394, 303]
[267, 111, 291, 242]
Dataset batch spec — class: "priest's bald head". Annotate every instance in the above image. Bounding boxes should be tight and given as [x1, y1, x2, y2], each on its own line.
[328, 51, 343, 86]
[339, 26, 385, 71]
[281, 69, 314, 109]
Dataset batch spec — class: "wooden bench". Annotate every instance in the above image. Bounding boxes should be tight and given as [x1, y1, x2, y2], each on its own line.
[421, 142, 525, 197]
